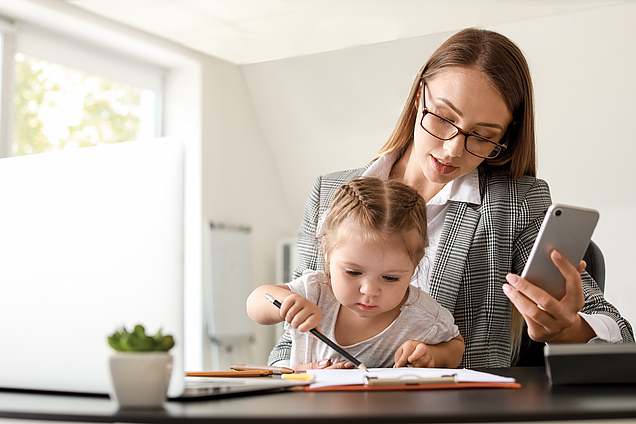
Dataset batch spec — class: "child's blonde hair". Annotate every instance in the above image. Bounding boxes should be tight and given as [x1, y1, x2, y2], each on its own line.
[320, 177, 428, 267]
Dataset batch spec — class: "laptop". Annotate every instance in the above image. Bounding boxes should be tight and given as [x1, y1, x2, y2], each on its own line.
[0, 138, 306, 399]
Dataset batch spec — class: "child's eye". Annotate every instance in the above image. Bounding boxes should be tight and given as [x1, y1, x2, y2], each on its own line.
[345, 270, 361, 277]
[383, 275, 400, 283]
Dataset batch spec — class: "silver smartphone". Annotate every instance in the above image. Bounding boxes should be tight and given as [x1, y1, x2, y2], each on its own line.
[521, 204, 599, 299]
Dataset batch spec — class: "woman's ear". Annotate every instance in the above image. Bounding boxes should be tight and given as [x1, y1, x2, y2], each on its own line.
[415, 80, 423, 107]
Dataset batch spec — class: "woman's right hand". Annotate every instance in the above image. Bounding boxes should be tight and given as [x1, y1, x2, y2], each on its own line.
[503, 250, 595, 343]
[279, 293, 323, 333]
[293, 359, 356, 371]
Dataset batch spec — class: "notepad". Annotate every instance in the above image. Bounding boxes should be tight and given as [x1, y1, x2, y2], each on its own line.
[304, 368, 518, 390]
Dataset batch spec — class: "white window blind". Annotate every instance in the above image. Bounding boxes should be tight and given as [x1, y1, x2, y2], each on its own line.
[17, 23, 165, 93]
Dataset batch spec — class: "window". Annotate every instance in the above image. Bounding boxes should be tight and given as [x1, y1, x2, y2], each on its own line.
[0, 14, 203, 372]
[0, 22, 165, 158]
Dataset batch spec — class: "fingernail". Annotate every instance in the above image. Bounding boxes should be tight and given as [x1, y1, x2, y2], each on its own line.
[503, 284, 511, 293]
[552, 250, 562, 260]
[344, 362, 355, 368]
[319, 359, 330, 367]
[506, 274, 519, 285]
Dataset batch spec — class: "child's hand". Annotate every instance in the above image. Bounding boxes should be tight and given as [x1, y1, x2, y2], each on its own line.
[279, 293, 322, 332]
[394, 340, 435, 368]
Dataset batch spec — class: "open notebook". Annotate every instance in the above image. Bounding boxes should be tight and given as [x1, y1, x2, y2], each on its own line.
[0, 139, 306, 399]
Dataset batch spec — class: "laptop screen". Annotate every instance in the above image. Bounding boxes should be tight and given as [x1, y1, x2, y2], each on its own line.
[0, 138, 186, 397]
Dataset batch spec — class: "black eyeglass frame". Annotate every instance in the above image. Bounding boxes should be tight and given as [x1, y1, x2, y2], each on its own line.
[419, 85, 508, 159]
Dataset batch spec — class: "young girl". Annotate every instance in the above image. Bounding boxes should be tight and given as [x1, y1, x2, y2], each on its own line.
[247, 177, 464, 368]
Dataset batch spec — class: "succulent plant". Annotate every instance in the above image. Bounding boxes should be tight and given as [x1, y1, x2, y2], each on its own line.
[108, 325, 174, 352]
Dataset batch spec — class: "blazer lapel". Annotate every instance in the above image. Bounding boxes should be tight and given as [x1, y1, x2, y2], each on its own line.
[428, 201, 480, 314]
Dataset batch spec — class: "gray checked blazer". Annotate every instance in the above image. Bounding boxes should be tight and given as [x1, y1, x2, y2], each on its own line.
[269, 164, 634, 368]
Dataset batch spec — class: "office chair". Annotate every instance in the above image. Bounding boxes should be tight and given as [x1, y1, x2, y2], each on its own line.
[582, 240, 605, 293]
[514, 240, 605, 367]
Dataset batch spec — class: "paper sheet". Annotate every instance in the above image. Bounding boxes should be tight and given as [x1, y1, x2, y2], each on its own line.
[306, 368, 516, 389]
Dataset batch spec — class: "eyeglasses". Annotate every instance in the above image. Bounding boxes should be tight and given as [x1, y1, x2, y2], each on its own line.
[420, 85, 507, 159]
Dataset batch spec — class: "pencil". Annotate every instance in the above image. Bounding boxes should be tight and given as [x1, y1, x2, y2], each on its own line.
[186, 370, 271, 377]
[231, 364, 294, 374]
[264, 293, 368, 372]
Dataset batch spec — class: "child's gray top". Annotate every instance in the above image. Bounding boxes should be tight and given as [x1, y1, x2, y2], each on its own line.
[286, 269, 460, 368]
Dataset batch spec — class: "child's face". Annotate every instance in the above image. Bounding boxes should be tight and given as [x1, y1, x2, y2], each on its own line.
[326, 222, 418, 319]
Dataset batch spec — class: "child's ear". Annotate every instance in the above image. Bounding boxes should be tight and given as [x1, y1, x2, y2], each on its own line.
[321, 238, 329, 263]
[416, 249, 426, 264]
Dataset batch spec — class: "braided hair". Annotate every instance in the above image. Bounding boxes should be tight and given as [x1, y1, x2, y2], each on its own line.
[321, 177, 428, 268]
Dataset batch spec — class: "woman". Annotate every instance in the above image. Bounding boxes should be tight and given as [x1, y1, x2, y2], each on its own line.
[268, 28, 634, 369]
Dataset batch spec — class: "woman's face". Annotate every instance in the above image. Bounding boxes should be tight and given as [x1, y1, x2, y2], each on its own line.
[412, 67, 512, 187]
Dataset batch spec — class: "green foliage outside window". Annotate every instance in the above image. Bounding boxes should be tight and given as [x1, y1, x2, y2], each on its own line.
[13, 53, 142, 156]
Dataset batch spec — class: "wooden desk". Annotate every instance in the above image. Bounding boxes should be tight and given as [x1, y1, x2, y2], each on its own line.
[2, 367, 636, 423]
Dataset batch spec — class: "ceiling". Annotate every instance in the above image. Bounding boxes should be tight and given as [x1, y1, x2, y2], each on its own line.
[65, 0, 631, 65]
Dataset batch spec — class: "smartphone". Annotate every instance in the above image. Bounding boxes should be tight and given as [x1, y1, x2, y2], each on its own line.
[521, 204, 599, 299]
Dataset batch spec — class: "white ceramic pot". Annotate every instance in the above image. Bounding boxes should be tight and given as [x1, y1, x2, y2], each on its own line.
[108, 352, 173, 409]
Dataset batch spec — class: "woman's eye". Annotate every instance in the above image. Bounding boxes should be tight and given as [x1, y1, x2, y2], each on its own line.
[472, 131, 498, 142]
[383, 275, 400, 283]
[469, 135, 493, 144]
[434, 113, 455, 125]
[432, 114, 447, 124]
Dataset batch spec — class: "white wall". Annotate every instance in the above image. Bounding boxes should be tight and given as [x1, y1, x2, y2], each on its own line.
[200, 55, 296, 367]
[242, 32, 450, 222]
[243, 1, 636, 360]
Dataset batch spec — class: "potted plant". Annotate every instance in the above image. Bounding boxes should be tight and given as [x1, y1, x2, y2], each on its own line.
[107, 325, 175, 409]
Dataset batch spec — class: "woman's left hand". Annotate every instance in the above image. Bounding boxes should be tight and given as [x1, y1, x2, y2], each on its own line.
[502, 249, 596, 343]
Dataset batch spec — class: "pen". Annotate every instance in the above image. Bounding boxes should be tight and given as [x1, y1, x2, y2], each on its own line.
[264, 293, 368, 372]
[231, 364, 294, 374]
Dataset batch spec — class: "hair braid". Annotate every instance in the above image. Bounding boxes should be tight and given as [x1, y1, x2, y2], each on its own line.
[321, 177, 428, 267]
